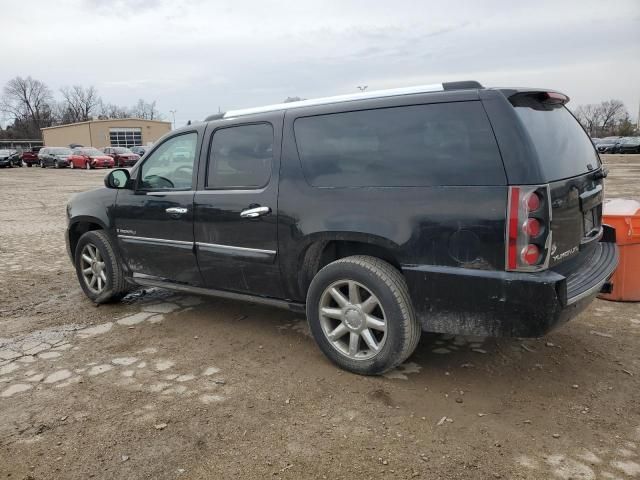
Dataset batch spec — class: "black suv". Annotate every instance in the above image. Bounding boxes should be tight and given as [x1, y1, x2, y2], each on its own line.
[66, 81, 618, 375]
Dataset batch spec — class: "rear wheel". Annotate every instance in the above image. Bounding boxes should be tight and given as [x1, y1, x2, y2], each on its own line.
[54, 160, 59, 168]
[306, 255, 421, 375]
[74, 230, 129, 303]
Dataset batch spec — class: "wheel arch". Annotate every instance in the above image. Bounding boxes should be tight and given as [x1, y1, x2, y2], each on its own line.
[294, 233, 402, 301]
[68, 216, 108, 259]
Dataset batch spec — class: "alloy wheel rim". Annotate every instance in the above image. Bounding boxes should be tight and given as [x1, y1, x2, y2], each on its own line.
[318, 280, 387, 360]
[80, 243, 107, 294]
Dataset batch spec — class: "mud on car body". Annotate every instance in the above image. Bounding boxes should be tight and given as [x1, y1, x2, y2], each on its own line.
[65, 81, 618, 375]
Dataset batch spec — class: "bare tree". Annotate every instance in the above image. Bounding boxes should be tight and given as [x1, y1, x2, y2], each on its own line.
[60, 85, 101, 122]
[573, 104, 602, 137]
[598, 100, 626, 135]
[573, 99, 629, 137]
[98, 102, 130, 120]
[130, 99, 161, 120]
[0, 76, 54, 137]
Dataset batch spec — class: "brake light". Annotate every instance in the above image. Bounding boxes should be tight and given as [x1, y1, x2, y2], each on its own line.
[506, 185, 551, 271]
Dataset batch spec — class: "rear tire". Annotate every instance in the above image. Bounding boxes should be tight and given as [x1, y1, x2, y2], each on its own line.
[306, 255, 421, 375]
[74, 230, 129, 304]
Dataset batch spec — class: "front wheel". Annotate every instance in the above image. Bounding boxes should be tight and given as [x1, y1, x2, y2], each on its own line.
[40, 160, 45, 168]
[74, 230, 129, 303]
[85, 161, 91, 170]
[69, 161, 74, 169]
[306, 255, 421, 375]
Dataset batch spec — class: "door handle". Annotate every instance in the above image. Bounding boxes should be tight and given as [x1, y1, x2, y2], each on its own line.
[240, 206, 271, 218]
[166, 207, 188, 216]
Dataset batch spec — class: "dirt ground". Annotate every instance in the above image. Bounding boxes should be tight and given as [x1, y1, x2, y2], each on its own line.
[0, 156, 639, 480]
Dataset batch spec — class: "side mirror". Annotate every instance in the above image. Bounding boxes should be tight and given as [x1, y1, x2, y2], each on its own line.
[105, 168, 131, 189]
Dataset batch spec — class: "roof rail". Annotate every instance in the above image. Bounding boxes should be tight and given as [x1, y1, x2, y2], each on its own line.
[210, 81, 484, 120]
[442, 80, 483, 90]
[222, 83, 447, 119]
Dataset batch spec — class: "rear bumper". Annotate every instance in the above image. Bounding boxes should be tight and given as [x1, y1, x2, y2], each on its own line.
[403, 241, 619, 337]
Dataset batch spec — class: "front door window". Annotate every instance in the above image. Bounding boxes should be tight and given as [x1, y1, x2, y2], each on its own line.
[139, 133, 197, 190]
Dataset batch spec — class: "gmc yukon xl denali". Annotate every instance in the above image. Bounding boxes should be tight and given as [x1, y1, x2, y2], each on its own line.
[65, 81, 618, 375]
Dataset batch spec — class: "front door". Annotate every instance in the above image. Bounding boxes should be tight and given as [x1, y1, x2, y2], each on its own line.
[114, 130, 203, 285]
[194, 114, 283, 298]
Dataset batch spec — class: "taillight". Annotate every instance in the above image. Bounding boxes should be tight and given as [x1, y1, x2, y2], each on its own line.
[506, 185, 552, 271]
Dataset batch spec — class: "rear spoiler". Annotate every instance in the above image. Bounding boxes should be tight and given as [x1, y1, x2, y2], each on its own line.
[505, 89, 570, 110]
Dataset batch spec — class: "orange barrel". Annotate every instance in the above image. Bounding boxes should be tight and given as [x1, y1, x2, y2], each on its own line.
[598, 198, 640, 301]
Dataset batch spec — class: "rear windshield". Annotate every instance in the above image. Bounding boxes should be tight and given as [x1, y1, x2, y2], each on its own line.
[514, 106, 600, 181]
[294, 101, 505, 187]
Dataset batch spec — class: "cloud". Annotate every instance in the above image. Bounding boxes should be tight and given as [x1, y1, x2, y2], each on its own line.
[0, 0, 639, 126]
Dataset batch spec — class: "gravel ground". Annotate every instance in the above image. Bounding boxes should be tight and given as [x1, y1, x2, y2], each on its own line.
[0, 157, 639, 480]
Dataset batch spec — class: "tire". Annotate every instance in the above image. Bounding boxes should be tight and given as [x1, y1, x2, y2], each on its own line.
[74, 230, 129, 304]
[86, 161, 91, 170]
[26, 163, 32, 167]
[54, 160, 59, 169]
[306, 255, 421, 375]
[69, 161, 74, 169]
[40, 160, 45, 168]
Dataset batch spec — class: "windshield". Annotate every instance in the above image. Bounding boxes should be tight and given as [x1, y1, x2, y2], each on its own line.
[79, 148, 104, 156]
[113, 147, 132, 154]
[514, 105, 600, 181]
[51, 148, 72, 155]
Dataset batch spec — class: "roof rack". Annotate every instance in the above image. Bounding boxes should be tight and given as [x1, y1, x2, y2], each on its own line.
[217, 81, 483, 120]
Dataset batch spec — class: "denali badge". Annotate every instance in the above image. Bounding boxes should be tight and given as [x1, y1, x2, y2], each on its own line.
[117, 228, 136, 235]
[552, 245, 579, 262]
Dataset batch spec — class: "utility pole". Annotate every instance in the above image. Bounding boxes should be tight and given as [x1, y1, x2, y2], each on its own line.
[169, 109, 177, 129]
[357, 86, 368, 92]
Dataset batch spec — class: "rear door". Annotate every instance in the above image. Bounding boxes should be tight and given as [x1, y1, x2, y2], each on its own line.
[512, 98, 604, 266]
[193, 113, 283, 298]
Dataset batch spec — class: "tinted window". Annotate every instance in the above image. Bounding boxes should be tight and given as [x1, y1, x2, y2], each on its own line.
[139, 132, 197, 190]
[294, 102, 504, 187]
[515, 106, 600, 180]
[207, 123, 273, 189]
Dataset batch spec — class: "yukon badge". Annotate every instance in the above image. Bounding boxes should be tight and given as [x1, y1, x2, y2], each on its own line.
[552, 245, 579, 262]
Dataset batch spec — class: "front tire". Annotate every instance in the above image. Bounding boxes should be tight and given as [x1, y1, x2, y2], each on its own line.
[306, 255, 421, 375]
[74, 230, 129, 303]
[85, 161, 91, 170]
[40, 160, 45, 168]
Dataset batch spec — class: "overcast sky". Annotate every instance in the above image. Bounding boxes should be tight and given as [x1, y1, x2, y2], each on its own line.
[2, 0, 639, 127]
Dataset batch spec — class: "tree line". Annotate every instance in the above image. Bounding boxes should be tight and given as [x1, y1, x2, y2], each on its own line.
[0, 76, 162, 139]
[571, 100, 637, 138]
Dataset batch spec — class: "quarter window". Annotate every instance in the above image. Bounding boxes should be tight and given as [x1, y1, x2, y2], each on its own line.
[207, 123, 273, 189]
[294, 102, 505, 187]
[139, 132, 197, 190]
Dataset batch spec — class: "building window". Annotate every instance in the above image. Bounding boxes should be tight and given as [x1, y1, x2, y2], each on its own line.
[109, 127, 142, 147]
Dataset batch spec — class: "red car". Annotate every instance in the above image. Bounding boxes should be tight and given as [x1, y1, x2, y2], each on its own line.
[21, 146, 43, 167]
[102, 147, 140, 167]
[69, 148, 115, 170]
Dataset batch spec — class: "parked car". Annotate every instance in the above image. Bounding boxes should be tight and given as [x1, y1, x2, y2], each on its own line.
[5, 151, 24, 167]
[102, 147, 140, 167]
[130, 146, 147, 157]
[595, 137, 622, 154]
[617, 136, 640, 154]
[69, 148, 115, 170]
[38, 147, 73, 168]
[0, 149, 18, 168]
[591, 137, 601, 145]
[21, 147, 42, 167]
[66, 81, 618, 375]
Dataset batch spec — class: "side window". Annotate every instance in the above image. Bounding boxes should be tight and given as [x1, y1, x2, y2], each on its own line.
[294, 102, 505, 187]
[139, 132, 197, 190]
[207, 123, 273, 189]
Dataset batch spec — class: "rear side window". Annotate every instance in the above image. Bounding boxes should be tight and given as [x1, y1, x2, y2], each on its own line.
[294, 102, 505, 187]
[514, 105, 600, 181]
[207, 123, 273, 189]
